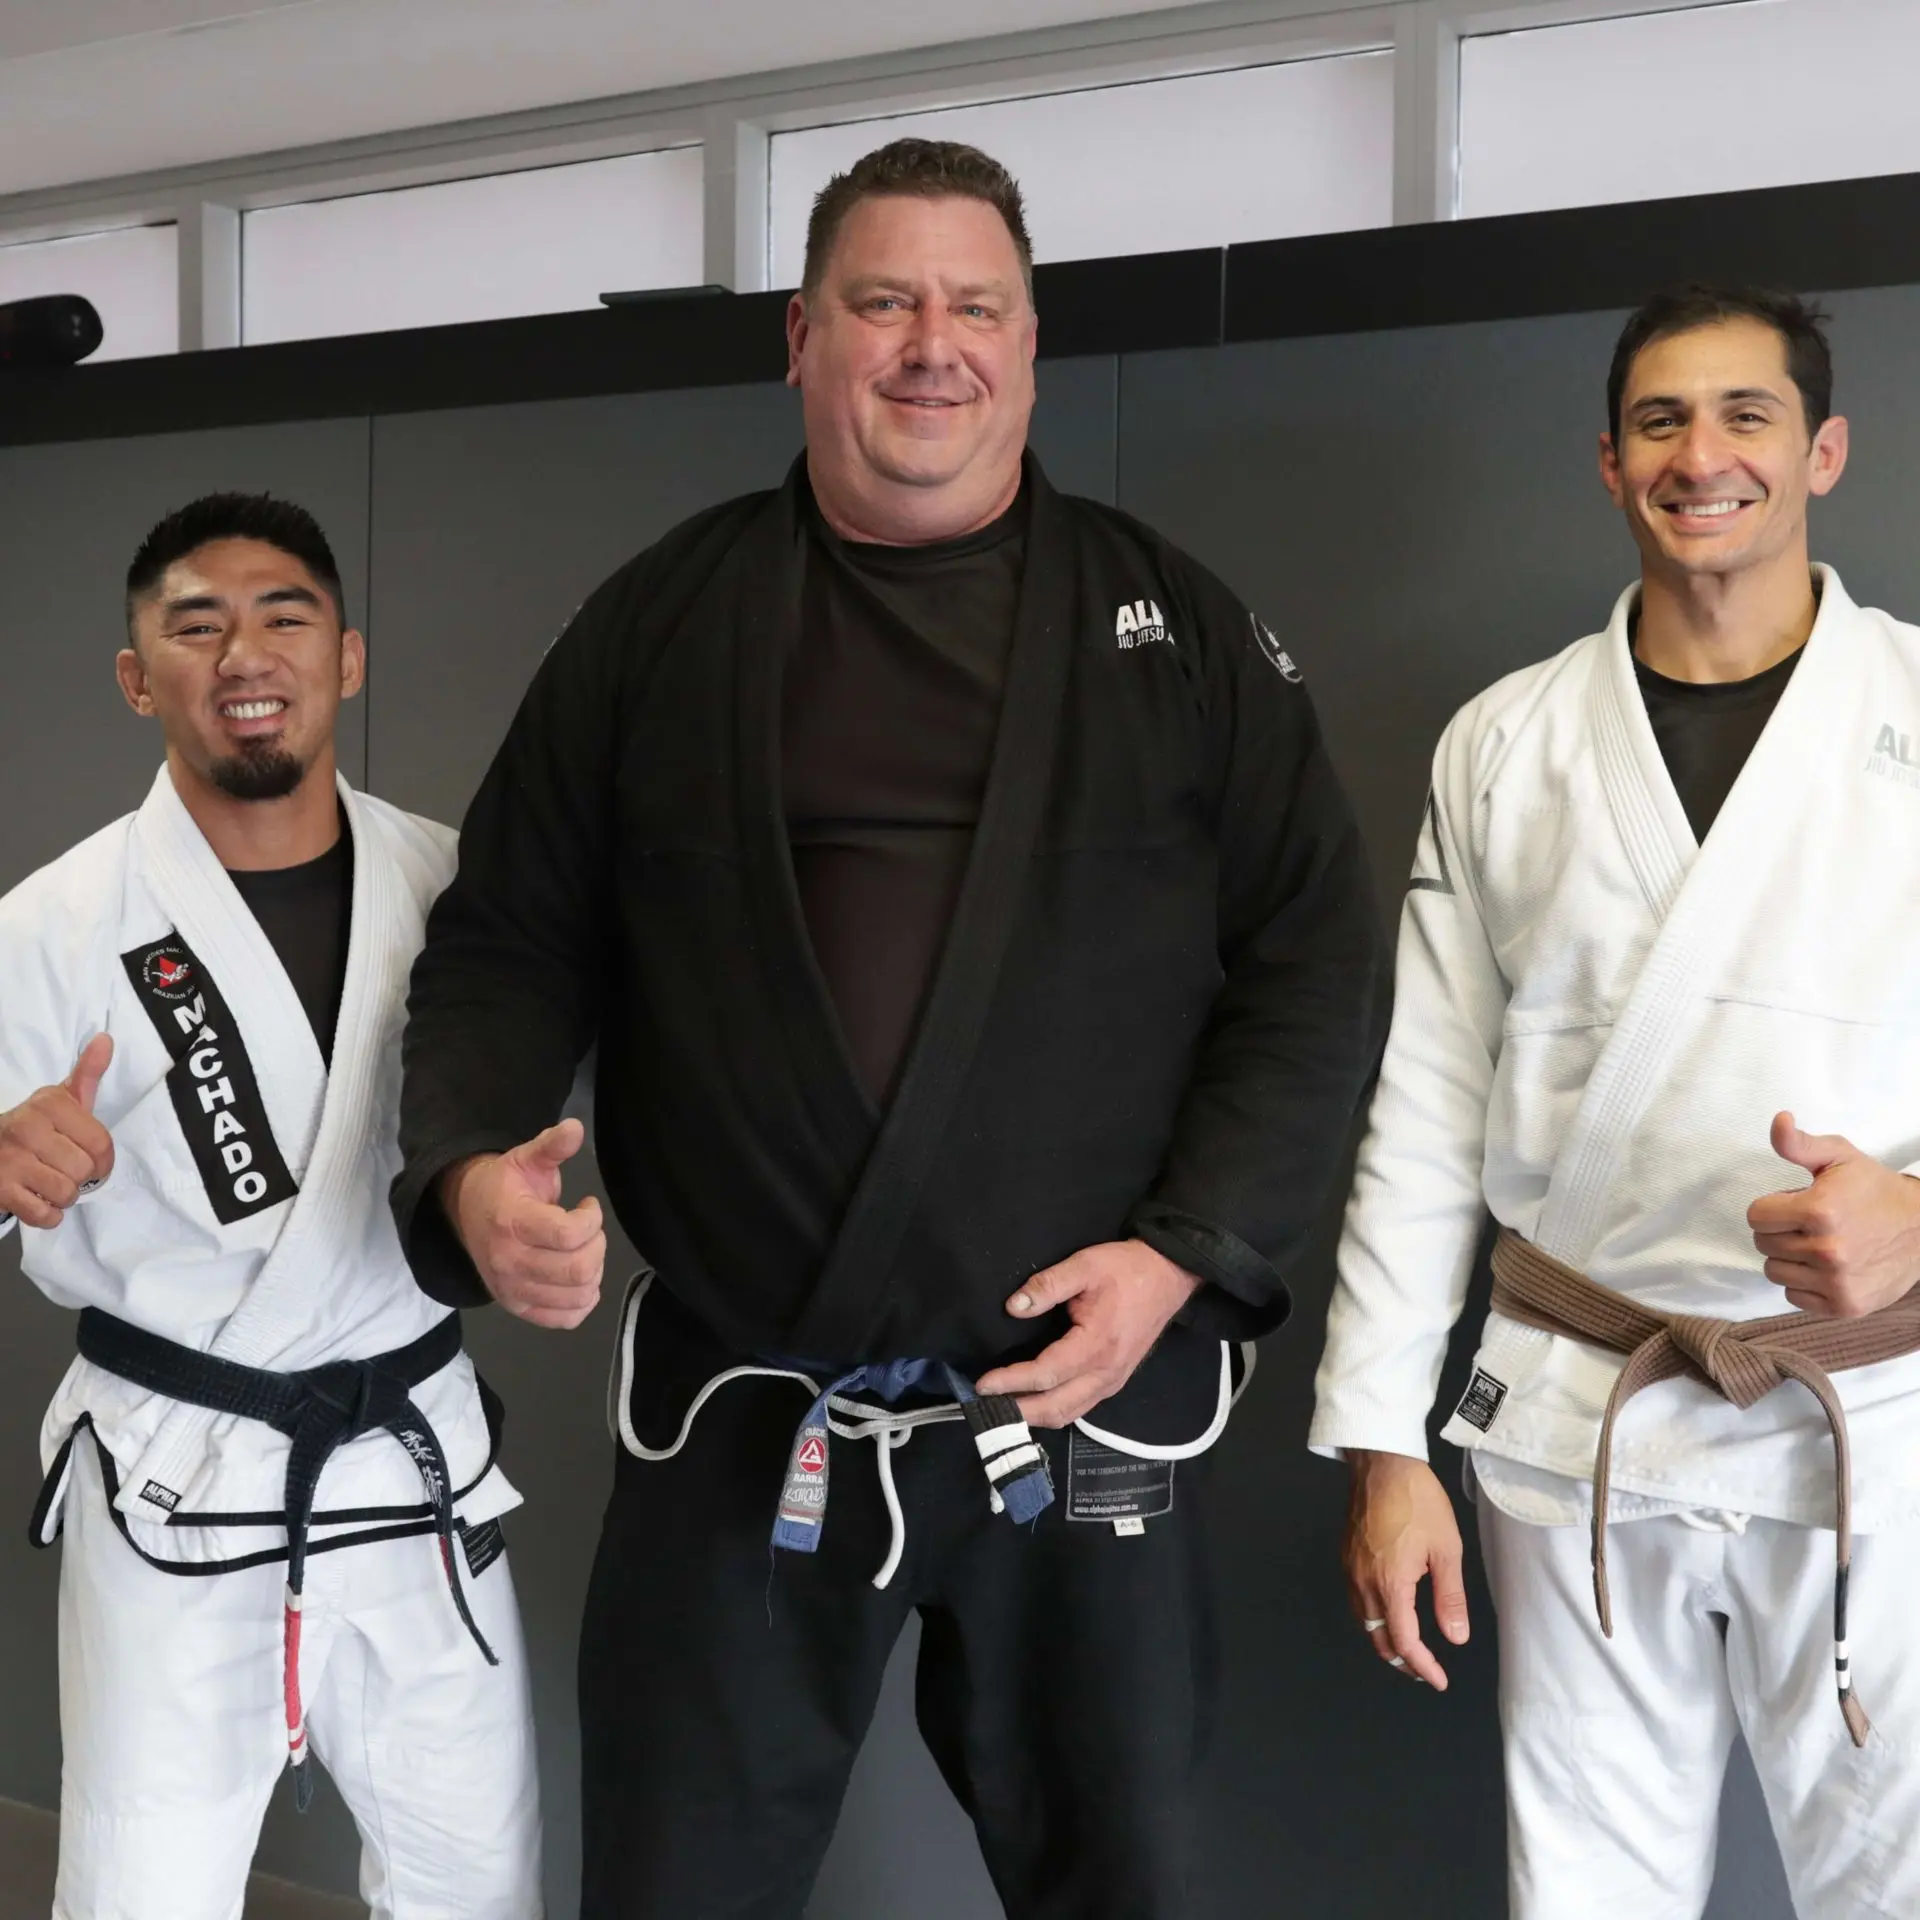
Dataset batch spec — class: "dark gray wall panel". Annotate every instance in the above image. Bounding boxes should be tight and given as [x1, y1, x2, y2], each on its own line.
[0, 418, 375, 1882]
[1116, 312, 1835, 1918]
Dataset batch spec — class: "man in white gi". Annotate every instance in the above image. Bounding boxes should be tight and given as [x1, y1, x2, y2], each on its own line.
[0, 493, 541, 1918]
[1313, 284, 1920, 1918]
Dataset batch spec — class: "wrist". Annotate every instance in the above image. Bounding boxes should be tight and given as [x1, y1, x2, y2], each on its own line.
[436, 1154, 495, 1247]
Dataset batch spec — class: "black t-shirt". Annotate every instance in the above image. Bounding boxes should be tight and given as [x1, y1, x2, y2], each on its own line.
[1633, 644, 1802, 844]
[783, 489, 1027, 1106]
[227, 819, 354, 1062]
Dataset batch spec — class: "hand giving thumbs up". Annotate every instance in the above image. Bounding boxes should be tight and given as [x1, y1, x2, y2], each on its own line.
[0, 1034, 116, 1229]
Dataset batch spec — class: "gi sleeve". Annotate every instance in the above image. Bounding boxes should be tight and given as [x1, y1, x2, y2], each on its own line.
[391, 570, 634, 1306]
[1124, 573, 1389, 1341]
[1307, 714, 1510, 1461]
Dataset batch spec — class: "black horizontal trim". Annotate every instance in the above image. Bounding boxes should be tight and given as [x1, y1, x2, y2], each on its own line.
[4, 168, 1920, 447]
[1226, 170, 1920, 342]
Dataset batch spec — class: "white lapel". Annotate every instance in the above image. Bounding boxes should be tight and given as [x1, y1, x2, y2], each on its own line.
[124, 775, 412, 1501]
[1533, 566, 1862, 1264]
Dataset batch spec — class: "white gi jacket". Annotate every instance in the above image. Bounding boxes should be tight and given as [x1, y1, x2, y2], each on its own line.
[0, 766, 518, 1563]
[1312, 567, 1920, 1529]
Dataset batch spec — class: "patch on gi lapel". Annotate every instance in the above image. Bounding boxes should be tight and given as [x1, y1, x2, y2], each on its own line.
[122, 933, 299, 1226]
[1454, 1369, 1508, 1433]
[1066, 1427, 1173, 1525]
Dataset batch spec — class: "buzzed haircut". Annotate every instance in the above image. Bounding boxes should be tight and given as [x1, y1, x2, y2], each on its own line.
[801, 137, 1034, 304]
[1607, 283, 1834, 443]
[125, 491, 346, 636]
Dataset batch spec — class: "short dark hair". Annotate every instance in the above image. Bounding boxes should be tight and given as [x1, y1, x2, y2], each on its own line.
[125, 492, 346, 637]
[801, 137, 1034, 304]
[1607, 283, 1833, 443]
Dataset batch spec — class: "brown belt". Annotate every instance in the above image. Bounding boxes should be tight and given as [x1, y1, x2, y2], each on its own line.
[1489, 1228, 1920, 1747]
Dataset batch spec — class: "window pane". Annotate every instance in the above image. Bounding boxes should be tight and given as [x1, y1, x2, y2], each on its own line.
[0, 224, 178, 361]
[243, 147, 704, 345]
[1461, 0, 1920, 219]
[770, 53, 1394, 288]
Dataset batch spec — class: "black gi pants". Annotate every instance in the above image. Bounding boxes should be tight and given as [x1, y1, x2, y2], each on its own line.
[578, 1376, 1217, 1919]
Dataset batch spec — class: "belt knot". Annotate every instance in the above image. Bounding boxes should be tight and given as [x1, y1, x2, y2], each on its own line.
[1665, 1314, 1780, 1409]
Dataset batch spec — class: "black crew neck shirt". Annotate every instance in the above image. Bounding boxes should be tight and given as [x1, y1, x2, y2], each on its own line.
[783, 488, 1027, 1107]
[1633, 644, 1803, 844]
[227, 817, 355, 1062]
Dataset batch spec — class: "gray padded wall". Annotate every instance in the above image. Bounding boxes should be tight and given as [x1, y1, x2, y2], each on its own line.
[0, 419, 376, 1884]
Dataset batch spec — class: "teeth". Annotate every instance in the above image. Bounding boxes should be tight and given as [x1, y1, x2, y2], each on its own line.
[1669, 500, 1747, 517]
[223, 700, 285, 720]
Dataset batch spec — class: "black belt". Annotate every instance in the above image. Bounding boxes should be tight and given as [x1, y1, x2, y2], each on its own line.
[72, 1307, 498, 1807]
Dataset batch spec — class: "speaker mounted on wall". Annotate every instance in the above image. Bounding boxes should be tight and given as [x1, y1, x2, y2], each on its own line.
[0, 294, 105, 369]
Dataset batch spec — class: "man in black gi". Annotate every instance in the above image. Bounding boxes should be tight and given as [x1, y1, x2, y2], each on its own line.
[394, 139, 1385, 1919]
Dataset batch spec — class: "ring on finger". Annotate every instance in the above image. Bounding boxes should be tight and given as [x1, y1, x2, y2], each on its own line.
[1386, 1655, 1406, 1668]
[1362, 1617, 1388, 1633]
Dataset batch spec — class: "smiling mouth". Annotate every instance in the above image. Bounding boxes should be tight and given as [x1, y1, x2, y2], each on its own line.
[1659, 498, 1758, 523]
[219, 698, 287, 721]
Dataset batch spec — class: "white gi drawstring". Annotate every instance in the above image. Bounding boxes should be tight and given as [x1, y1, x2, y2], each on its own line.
[824, 1397, 965, 1589]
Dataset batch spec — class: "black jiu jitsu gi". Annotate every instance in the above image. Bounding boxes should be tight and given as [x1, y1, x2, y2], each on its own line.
[394, 454, 1386, 1919]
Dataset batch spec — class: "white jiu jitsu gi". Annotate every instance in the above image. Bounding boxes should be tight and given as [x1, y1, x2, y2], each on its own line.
[1311, 568, 1920, 1917]
[0, 766, 540, 1920]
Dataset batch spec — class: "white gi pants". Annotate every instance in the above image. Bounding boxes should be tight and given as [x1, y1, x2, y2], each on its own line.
[54, 1439, 543, 1920]
[1479, 1500, 1920, 1920]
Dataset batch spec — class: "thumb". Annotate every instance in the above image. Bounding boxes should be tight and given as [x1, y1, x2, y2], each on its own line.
[64, 1034, 114, 1114]
[511, 1118, 584, 1190]
[1771, 1110, 1859, 1177]
[1008, 1255, 1091, 1319]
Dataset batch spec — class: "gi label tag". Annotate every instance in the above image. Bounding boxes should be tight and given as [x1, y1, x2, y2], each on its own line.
[1066, 1427, 1173, 1524]
[777, 1422, 831, 1541]
[458, 1517, 506, 1580]
[1455, 1369, 1509, 1433]
[138, 1479, 180, 1514]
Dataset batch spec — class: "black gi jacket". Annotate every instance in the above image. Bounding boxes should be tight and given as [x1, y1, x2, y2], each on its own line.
[394, 455, 1385, 1378]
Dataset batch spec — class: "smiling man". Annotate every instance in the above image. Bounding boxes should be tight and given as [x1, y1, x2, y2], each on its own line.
[0, 495, 540, 1917]
[393, 140, 1385, 1917]
[1313, 284, 1920, 1917]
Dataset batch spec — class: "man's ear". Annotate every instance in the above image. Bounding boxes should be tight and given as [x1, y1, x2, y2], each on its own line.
[115, 642, 155, 718]
[339, 628, 368, 701]
[1597, 431, 1626, 509]
[1808, 413, 1849, 498]
[786, 291, 810, 390]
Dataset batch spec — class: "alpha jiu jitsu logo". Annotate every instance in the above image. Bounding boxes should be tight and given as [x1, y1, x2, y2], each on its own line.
[1115, 597, 1173, 650]
[140, 944, 196, 1002]
[1250, 612, 1303, 683]
[1865, 721, 1920, 791]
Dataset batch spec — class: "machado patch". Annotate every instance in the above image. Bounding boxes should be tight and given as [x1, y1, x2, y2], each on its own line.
[1455, 1369, 1509, 1433]
[122, 933, 298, 1226]
[1066, 1427, 1173, 1526]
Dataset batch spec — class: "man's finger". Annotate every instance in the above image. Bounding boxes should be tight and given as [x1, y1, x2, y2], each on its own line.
[513, 1295, 601, 1330]
[517, 1118, 585, 1176]
[1386, 1575, 1446, 1690]
[1010, 1382, 1108, 1429]
[1762, 1256, 1826, 1293]
[19, 1125, 99, 1194]
[0, 1187, 63, 1231]
[1751, 1229, 1829, 1261]
[976, 1323, 1103, 1401]
[63, 1034, 114, 1115]
[1770, 1111, 1859, 1177]
[1747, 1189, 1825, 1236]
[1430, 1544, 1472, 1647]
[1006, 1255, 1093, 1321]
[509, 1194, 603, 1253]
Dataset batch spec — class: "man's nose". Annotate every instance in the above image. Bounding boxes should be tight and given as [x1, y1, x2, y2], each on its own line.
[1671, 419, 1735, 481]
[218, 625, 277, 675]
[902, 304, 961, 368]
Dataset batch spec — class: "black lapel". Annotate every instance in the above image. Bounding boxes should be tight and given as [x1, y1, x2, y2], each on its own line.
[788, 454, 1078, 1360]
[732, 461, 881, 1178]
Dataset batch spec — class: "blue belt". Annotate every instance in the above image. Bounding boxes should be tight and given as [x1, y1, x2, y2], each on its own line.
[770, 1357, 1054, 1563]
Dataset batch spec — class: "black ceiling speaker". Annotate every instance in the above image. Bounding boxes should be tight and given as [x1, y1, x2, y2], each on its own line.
[0, 294, 104, 369]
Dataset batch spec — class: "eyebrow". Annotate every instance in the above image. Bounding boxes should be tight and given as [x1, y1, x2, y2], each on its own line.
[256, 585, 323, 610]
[1629, 386, 1786, 414]
[161, 593, 226, 618]
[842, 274, 1016, 301]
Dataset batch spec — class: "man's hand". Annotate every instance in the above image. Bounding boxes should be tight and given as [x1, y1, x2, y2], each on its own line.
[1747, 1111, 1920, 1319]
[438, 1118, 606, 1329]
[973, 1238, 1201, 1428]
[1342, 1449, 1469, 1690]
[0, 1035, 116, 1230]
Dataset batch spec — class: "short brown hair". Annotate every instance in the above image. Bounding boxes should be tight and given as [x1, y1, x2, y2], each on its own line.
[1607, 283, 1833, 443]
[801, 137, 1034, 304]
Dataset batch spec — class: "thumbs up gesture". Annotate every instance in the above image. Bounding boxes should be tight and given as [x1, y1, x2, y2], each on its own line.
[1746, 1112, 1920, 1319]
[437, 1118, 606, 1328]
[0, 1034, 116, 1230]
